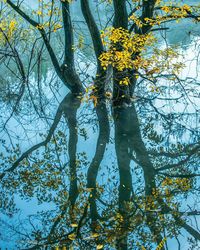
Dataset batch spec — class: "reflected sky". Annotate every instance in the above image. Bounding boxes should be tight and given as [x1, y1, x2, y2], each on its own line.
[0, 1, 200, 250]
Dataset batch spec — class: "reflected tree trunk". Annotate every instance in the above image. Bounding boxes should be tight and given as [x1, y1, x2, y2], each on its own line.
[63, 93, 81, 207]
[114, 104, 163, 249]
[87, 100, 110, 227]
[113, 107, 132, 250]
[128, 103, 200, 245]
[47, 93, 81, 239]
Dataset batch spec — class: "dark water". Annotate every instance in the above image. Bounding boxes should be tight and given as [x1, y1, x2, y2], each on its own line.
[0, 79, 200, 249]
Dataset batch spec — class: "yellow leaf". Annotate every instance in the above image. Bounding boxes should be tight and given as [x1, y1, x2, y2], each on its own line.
[91, 233, 100, 238]
[37, 10, 42, 16]
[68, 233, 76, 241]
[85, 188, 94, 192]
[89, 95, 98, 107]
[70, 223, 78, 228]
[97, 244, 104, 249]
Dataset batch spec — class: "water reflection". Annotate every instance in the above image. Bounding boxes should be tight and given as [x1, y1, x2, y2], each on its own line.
[0, 86, 199, 250]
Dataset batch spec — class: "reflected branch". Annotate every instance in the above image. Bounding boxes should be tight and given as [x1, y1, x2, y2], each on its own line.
[0, 94, 71, 180]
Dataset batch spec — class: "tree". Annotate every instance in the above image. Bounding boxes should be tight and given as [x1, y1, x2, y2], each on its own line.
[0, 0, 199, 100]
[0, 0, 200, 249]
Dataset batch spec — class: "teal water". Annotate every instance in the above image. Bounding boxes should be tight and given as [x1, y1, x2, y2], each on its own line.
[0, 1, 200, 249]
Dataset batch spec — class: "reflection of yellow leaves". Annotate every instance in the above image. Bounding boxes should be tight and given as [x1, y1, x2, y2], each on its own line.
[107, 236, 113, 243]
[70, 223, 78, 228]
[116, 213, 123, 222]
[83, 232, 100, 240]
[85, 188, 94, 192]
[105, 91, 112, 99]
[91, 233, 100, 238]
[97, 244, 104, 249]
[68, 233, 76, 241]
[78, 35, 84, 49]
[150, 85, 160, 93]
[89, 95, 98, 107]
[37, 10, 42, 16]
